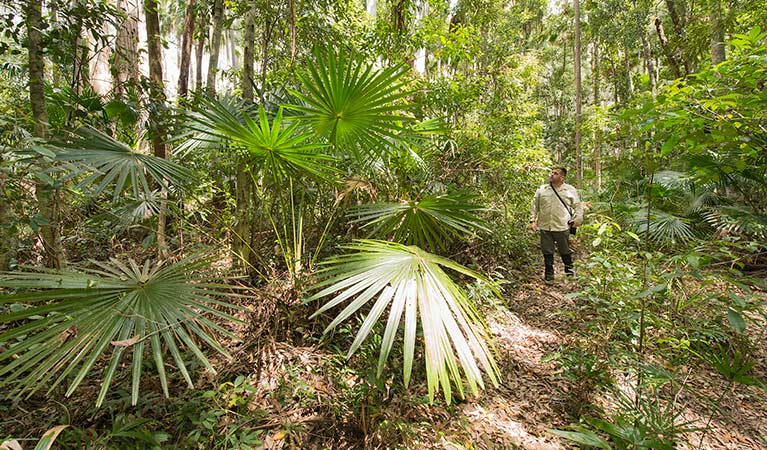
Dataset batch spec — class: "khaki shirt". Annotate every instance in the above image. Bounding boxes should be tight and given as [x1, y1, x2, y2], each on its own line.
[530, 183, 584, 232]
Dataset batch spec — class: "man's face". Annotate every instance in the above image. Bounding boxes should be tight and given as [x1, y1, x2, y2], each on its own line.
[549, 169, 565, 183]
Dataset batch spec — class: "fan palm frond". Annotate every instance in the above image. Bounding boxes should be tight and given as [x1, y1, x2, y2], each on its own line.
[307, 240, 500, 404]
[53, 127, 196, 201]
[289, 49, 414, 163]
[348, 193, 489, 251]
[178, 97, 337, 183]
[700, 206, 767, 239]
[0, 255, 244, 406]
[632, 210, 695, 244]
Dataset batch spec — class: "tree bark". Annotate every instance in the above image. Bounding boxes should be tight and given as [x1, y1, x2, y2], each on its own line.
[0, 156, 17, 271]
[592, 40, 601, 191]
[592, 39, 600, 105]
[261, 14, 276, 92]
[144, 0, 169, 259]
[194, 16, 206, 91]
[27, 0, 66, 269]
[289, 0, 296, 65]
[178, 0, 197, 99]
[574, 0, 583, 188]
[206, 0, 224, 95]
[641, 32, 657, 96]
[664, 0, 691, 74]
[236, 7, 256, 269]
[709, 0, 726, 65]
[624, 44, 633, 98]
[113, 0, 140, 96]
[655, 17, 682, 79]
[242, 8, 255, 102]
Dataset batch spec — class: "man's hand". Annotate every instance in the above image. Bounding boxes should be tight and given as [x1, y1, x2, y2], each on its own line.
[530, 222, 537, 232]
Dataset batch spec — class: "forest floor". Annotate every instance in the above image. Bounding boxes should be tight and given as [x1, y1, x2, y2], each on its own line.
[2, 255, 766, 449]
[237, 258, 767, 449]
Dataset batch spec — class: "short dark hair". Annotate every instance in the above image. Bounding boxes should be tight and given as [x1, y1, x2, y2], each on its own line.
[554, 167, 568, 177]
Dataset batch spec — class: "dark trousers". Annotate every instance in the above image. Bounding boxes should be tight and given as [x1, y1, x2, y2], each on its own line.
[540, 230, 572, 256]
[540, 230, 573, 278]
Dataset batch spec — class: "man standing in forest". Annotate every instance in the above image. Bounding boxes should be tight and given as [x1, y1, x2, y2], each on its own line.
[530, 167, 583, 282]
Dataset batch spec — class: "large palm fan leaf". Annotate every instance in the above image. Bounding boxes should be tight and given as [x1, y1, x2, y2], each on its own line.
[632, 210, 695, 245]
[178, 97, 337, 183]
[348, 193, 489, 251]
[0, 255, 244, 406]
[53, 127, 196, 201]
[289, 49, 414, 164]
[700, 205, 767, 239]
[307, 240, 500, 404]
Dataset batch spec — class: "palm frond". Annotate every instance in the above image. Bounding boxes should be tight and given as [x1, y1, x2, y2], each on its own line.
[700, 206, 767, 239]
[178, 97, 337, 183]
[348, 193, 489, 251]
[289, 49, 414, 163]
[53, 127, 196, 201]
[632, 210, 695, 244]
[0, 255, 244, 406]
[307, 240, 500, 404]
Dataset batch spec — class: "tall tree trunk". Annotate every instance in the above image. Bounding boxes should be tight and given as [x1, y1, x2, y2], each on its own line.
[592, 39, 600, 105]
[178, 0, 197, 99]
[574, 0, 583, 188]
[261, 14, 276, 91]
[206, 0, 224, 95]
[194, 17, 206, 91]
[288, 0, 296, 65]
[655, 17, 682, 79]
[69, 0, 88, 98]
[0, 156, 17, 271]
[242, 8, 255, 102]
[235, 7, 256, 269]
[709, 0, 725, 64]
[664, 0, 691, 74]
[27, 0, 66, 269]
[113, 0, 140, 96]
[641, 32, 657, 96]
[624, 44, 633, 98]
[144, 0, 169, 259]
[592, 40, 601, 191]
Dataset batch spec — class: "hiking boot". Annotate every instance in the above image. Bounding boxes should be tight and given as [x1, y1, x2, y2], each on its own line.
[544, 254, 555, 281]
[562, 254, 574, 276]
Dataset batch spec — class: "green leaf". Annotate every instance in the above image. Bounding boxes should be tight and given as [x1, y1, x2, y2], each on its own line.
[308, 240, 499, 404]
[727, 309, 746, 334]
[548, 428, 612, 450]
[0, 255, 244, 406]
[348, 193, 489, 251]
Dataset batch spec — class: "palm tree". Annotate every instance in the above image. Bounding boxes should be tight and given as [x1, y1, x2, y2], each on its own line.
[0, 255, 243, 406]
[307, 240, 500, 404]
[289, 49, 414, 167]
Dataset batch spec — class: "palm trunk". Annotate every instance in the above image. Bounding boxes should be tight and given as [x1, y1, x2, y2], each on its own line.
[178, 0, 197, 99]
[144, 0, 169, 259]
[27, 0, 66, 269]
[206, 0, 224, 95]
